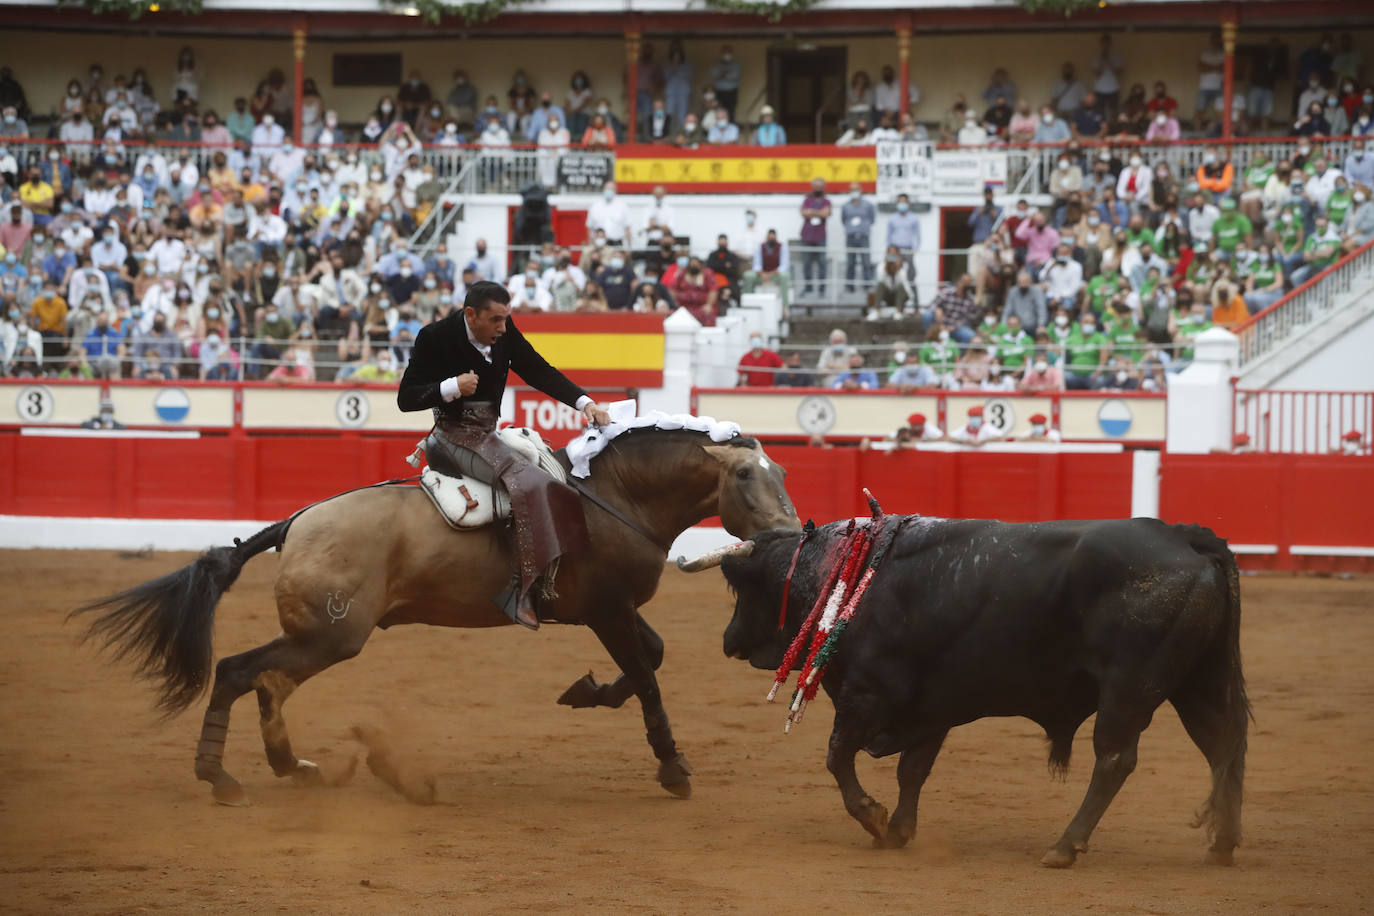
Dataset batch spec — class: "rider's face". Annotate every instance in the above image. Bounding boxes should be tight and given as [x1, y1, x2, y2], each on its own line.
[465, 302, 510, 346]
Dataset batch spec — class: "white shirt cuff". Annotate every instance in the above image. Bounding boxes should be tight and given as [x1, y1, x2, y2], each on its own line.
[575, 395, 592, 410]
[439, 376, 461, 402]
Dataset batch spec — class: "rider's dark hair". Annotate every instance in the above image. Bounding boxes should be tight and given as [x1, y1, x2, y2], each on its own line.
[464, 280, 511, 314]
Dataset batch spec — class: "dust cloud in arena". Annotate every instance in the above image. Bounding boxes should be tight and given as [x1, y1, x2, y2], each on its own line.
[3, 549, 1373, 913]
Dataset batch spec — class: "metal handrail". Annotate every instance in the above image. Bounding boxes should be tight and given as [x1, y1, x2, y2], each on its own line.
[1234, 238, 1374, 367]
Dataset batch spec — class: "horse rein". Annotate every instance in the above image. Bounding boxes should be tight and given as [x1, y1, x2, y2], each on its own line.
[567, 478, 674, 554]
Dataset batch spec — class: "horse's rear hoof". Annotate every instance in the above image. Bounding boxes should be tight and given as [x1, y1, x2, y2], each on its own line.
[1205, 848, 1235, 867]
[557, 673, 601, 708]
[658, 753, 693, 798]
[1040, 846, 1077, 868]
[291, 759, 325, 787]
[212, 780, 247, 807]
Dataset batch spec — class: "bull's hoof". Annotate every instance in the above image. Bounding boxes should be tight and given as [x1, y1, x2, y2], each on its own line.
[854, 797, 889, 843]
[1204, 847, 1235, 867]
[557, 673, 602, 709]
[291, 759, 325, 787]
[1040, 845, 1078, 868]
[211, 778, 247, 807]
[658, 753, 693, 799]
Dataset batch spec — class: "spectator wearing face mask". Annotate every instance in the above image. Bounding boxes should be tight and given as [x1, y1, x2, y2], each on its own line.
[956, 108, 988, 146]
[1145, 109, 1180, 143]
[1291, 215, 1341, 286]
[1195, 147, 1233, 195]
[1062, 312, 1109, 390]
[754, 105, 786, 147]
[250, 113, 284, 161]
[706, 109, 740, 145]
[1015, 211, 1060, 276]
[841, 184, 876, 292]
[594, 249, 637, 310]
[526, 92, 567, 143]
[351, 347, 399, 383]
[1048, 154, 1083, 206]
[1039, 243, 1084, 312]
[1001, 269, 1048, 337]
[1115, 154, 1152, 209]
[829, 352, 879, 391]
[949, 405, 1001, 445]
[886, 193, 920, 256]
[737, 333, 783, 387]
[586, 181, 631, 250]
[868, 246, 917, 321]
[742, 228, 790, 306]
[1343, 187, 1374, 252]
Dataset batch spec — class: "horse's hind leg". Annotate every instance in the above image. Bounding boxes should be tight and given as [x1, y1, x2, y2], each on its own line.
[195, 637, 294, 805]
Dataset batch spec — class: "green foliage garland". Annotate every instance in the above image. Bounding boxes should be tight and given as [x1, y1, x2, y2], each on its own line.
[381, 0, 532, 26]
[700, 0, 823, 24]
[1015, 0, 1102, 17]
[66, 0, 204, 20]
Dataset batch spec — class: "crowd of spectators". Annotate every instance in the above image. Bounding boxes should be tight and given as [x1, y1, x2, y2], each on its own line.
[736, 131, 1373, 392]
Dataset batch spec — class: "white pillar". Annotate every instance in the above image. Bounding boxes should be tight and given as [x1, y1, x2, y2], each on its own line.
[638, 308, 699, 417]
[1166, 328, 1239, 454]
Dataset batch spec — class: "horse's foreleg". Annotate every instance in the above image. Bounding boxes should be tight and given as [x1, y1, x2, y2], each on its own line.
[558, 613, 663, 709]
[586, 609, 691, 798]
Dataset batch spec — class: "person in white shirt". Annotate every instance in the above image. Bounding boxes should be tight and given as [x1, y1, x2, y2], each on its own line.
[506, 259, 548, 300]
[510, 273, 553, 311]
[60, 220, 94, 255]
[541, 249, 586, 291]
[249, 204, 287, 248]
[1017, 412, 1062, 442]
[1039, 243, 1085, 310]
[103, 92, 138, 129]
[586, 181, 631, 249]
[68, 265, 114, 313]
[250, 114, 285, 162]
[949, 405, 1002, 445]
[82, 179, 117, 218]
[90, 228, 127, 272]
[335, 151, 367, 190]
[1, 310, 43, 372]
[148, 229, 189, 276]
[1115, 154, 1153, 208]
[1304, 159, 1342, 211]
[873, 67, 919, 118]
[400, 154, 427, 191]
[734, 210, 765, 263]
[957, 111, 989, 146]
[642, 185, 676, 246]
[59, 112, 94, 156]
[132, 146, 170, 187]
[267, 142, 305, 185]
[1187, 194, 1220, 246]
[139, 278, 179, 333]
[836, 118, 874, 147]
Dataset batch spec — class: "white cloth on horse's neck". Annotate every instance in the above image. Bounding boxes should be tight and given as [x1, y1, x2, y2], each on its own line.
[566, 399, 742, 479]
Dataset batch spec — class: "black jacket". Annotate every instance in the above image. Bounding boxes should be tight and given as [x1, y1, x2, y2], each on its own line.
[396, 314, 586, 418]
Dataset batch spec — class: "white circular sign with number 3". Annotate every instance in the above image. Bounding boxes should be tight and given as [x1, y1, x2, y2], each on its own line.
[335, 390, 371, 428]
[16, 385, 54, 423]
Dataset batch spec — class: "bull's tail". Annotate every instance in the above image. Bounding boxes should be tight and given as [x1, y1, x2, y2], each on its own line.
[1176, 524, 1251, 854]
[71, 520, 290, 717]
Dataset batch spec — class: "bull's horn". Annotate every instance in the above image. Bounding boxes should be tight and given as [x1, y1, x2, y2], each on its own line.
[675, 540, 755, 572]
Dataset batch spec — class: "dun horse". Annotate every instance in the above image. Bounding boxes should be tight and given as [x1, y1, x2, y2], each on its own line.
[76, 429, 799, 804]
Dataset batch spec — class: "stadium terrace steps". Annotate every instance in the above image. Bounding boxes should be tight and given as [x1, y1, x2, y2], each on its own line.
[783, 316, 927, 351]
[1239, 268, 1374, 390]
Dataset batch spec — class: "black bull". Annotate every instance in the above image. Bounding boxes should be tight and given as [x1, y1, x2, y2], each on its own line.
[717, 516, 1249, 867]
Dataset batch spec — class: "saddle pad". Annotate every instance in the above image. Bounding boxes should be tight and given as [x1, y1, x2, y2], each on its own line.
[415, 427, 564, 530]
[420, 467, 511, 529]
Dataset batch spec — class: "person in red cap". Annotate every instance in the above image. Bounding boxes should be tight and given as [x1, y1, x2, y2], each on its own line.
[893, 411, 944, 448]
[1336, 430, 1368, 455]
[1018, 412, 1061, 443]
[950, 404, 1002, 445]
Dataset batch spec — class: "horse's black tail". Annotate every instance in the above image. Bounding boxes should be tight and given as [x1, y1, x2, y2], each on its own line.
[1178, 524, 1251, 848]
[71, 520, 290, 717]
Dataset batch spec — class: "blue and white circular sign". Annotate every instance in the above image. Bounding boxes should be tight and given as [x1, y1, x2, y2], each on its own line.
[153, 387, 191, 423]
[1097, 398, 1133, 437]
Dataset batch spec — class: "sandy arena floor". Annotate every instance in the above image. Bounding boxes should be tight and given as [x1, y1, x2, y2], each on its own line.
[2, 549, 1372, 914]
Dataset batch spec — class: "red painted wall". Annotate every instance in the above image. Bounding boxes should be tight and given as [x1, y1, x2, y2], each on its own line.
[1159, 453, 1374, 571]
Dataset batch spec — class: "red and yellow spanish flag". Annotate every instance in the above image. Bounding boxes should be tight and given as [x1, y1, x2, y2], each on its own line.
[514, 313, 665, 388]
[614, 144, 876, 194]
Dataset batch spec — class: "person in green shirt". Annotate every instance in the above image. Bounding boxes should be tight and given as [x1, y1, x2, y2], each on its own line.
[1062, 311, 1110, 389]
[1243, 243, 1286, 314]
[1243, 152, 1274, 194]
[1274, 207, 1305, 268]
[1186, 248, 1219, 301]
[993, 312, 1034, 372]
[1176, 300, 1213, 362]
[918, 325, 958, 382]
[1103, 297, 1140, 361]
[1325, 177, 1353, 229]
[1124, 213, 1153, 249]
[1210, 196, 1252, 253]
[1290, 215, 1342, 285]
[1086, 264, 1125, 315]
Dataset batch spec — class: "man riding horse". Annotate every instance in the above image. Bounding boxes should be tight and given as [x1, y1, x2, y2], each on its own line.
[397, 280, 612, 629]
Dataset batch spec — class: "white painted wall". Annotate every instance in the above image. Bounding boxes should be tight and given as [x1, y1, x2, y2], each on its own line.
[1267, 309, 1374, 392]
